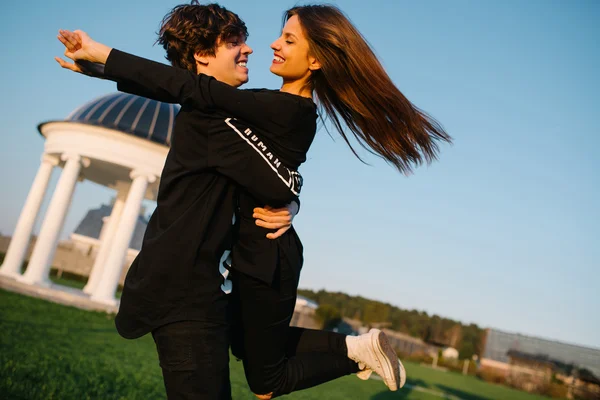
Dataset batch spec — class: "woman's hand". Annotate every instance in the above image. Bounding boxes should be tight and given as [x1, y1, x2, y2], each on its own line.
[55, 29, 112, 74]
[254, 201, 299, 239]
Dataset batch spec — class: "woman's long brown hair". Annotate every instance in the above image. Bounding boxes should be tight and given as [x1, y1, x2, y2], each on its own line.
[285, 5, 452, 174]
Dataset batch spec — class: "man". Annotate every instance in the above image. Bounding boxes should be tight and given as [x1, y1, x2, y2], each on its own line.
[57, 3, 302, 399]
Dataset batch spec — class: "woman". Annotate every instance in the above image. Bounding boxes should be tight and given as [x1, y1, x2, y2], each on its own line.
[57, 4, 450, 398]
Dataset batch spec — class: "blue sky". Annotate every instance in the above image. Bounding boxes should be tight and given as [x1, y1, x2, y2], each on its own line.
[1, 0, 598, 349]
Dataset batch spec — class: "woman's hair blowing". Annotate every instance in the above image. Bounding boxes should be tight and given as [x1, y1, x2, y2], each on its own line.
[285, 5, 451, 174]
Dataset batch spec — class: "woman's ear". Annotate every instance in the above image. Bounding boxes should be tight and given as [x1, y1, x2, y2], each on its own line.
[308, 56, 321, 71]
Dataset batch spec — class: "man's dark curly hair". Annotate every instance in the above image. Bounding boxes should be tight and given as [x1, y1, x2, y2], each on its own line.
[157, 1, 248, 73]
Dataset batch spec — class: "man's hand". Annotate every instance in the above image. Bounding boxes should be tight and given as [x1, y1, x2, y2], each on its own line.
[254, 201, 299, 239]
[55, 29, 112, 74]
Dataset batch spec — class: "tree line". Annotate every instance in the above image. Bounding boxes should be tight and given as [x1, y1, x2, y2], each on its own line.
[298, 288, 485, 359]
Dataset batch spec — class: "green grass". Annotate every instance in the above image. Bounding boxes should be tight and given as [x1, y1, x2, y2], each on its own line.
[49, 274, 87, 290]
[0, 289, 549, 400]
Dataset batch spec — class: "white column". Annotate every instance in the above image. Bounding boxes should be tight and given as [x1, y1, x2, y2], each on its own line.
[0, 154, 59, 278]
[98, 217, 111, 244]
[83, 194, 126, 294]
[91, 170, 155, 305]
[19, 153, 90, 286]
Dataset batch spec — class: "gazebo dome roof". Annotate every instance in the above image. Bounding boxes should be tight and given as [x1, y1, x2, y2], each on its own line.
[59, 92, 179, 146]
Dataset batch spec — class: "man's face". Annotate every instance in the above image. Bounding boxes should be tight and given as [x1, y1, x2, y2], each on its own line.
[198, 36, 253, 87]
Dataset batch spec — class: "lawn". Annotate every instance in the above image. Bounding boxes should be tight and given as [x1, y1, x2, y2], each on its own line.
[0, 289, 549, 400]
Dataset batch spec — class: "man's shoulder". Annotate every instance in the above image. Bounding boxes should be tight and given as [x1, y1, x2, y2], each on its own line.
[240, 88, 315, 111]
[241, 88, 274, 94]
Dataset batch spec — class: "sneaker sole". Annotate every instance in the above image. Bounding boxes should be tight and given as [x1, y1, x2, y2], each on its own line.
[372, 330, 401, 391]
[398, 358, 407, 388]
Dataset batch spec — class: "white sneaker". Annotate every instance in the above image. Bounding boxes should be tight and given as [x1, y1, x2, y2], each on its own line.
[348, 329, 406, 391]
[356, 359, 407, 390]
[356, 363, 372, 380]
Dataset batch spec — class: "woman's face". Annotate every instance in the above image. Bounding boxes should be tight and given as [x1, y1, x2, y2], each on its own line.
[270, 15, 319, 82]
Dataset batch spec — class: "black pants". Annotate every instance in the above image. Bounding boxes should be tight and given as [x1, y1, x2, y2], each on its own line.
[230, 249, 359, 398]
[152, 320, 231, 400]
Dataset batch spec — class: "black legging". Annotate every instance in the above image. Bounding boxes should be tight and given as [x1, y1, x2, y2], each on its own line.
[230, 238, 359, 398]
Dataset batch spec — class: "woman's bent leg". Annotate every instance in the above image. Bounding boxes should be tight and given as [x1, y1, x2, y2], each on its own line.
[233, 259, 358, 398]
[285, 326, 350, 356]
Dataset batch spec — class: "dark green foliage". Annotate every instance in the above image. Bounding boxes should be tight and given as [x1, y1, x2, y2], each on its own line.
[315, 304, 342, 330]
[298, 289, 485, 358]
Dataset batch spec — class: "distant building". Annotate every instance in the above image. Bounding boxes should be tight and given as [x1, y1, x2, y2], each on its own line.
[294, 295, 319, 310]
[481, 328, 600, 378]
[71, 200, 149, 263]
[382, 329, 439, 357]
[291, 295, 320, 329]
[480, 328, 600, 397]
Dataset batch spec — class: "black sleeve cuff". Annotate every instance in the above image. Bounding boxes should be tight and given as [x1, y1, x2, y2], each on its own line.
[75, 60, 106, 79]
[103, 48, 126, 81]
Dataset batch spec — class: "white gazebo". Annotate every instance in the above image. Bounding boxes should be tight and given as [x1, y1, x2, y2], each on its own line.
[0, 92, 178, 307]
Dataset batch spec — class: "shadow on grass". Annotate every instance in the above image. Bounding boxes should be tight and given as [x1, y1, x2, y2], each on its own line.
[408, 378, 430, 388]
[370, 379, 494, 400]
[370, 389, 413, 399]
[369, 378, 429, 399]
[434, 385, 490, 400]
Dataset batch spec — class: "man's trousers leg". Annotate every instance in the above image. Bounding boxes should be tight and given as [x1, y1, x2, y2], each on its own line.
[152, 320, 231, 400]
